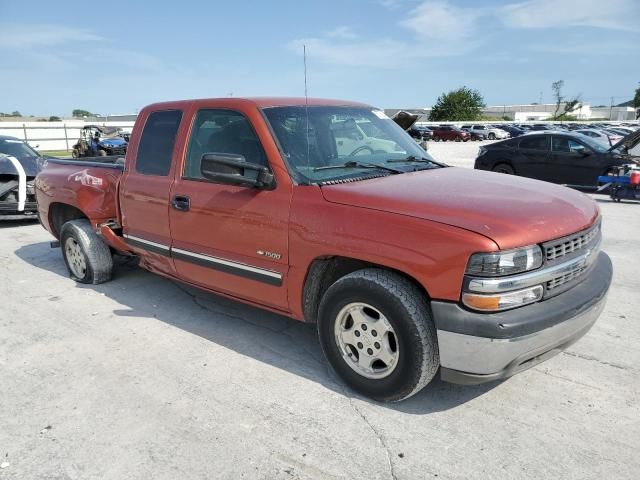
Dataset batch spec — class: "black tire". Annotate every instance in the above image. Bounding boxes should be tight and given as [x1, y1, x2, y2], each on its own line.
[455, 136, 461, 142]
[98, 149, 108, 157]
[317, 269, 439, 402]
[60, 219, 113, 284]
[434, 137, 440, 142]
[72, 149, 79, 158]
[493, 163, 515, 175]
[488, 133, 496, 140]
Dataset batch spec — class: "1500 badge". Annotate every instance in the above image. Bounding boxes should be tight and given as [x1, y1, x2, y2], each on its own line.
[257, 250, 282, 260]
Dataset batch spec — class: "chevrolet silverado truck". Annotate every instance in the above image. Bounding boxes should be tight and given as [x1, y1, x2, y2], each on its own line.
[35, 97, 612, 402]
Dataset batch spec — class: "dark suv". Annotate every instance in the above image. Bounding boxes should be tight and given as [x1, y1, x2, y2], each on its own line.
[432, 125, 470, 142]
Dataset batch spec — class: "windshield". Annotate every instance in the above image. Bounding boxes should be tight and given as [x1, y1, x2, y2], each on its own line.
[0, 138, 41, 176]
[262, 106, 437, 183]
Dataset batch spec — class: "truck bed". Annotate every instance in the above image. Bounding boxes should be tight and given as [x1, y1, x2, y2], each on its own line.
[36, 157, 124, 236]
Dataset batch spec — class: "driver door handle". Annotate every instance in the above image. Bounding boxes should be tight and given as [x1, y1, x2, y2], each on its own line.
[171, 195, 190, 212]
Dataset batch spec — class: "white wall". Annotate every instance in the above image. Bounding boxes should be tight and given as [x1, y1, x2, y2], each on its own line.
[0, 120, 135, 151]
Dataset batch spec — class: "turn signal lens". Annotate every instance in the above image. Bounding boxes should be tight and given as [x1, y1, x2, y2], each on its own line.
[462, 285, 544, 312]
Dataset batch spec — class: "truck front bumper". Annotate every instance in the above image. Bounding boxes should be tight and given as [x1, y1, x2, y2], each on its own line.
[432, 252, 612, 385]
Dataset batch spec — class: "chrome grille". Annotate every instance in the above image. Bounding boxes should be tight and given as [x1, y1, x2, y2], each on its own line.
[545, 223, 600, 262]
[546, 264, 588, 290]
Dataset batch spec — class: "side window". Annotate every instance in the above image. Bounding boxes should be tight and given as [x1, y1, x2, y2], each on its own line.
[519, 136, 549, 151]
[136, 110, 183, 176]
[184, 109, 268, 179]
[553, 137, 586, 153]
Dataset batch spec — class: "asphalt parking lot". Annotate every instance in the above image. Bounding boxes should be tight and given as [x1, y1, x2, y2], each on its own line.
[1, 147, 639, 480]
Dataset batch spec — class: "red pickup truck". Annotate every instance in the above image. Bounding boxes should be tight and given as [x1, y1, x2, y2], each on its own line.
[35, 97, 612, 402]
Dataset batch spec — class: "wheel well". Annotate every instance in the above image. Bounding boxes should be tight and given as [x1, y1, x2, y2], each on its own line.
[49, 203, 87, 238]
[302, 256, 429, 324]
[492, 161, 514, 171]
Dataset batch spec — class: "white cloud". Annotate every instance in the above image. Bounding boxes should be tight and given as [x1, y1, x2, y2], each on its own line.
[289, 37, 409, 68]
[0, 25, 105, 49]
[402, 1, 483, 41]
[502, 0, 639, 30]
[325, 26, 358, 39]
[289, 1, 482, 68]
[377, 0, 404, 10]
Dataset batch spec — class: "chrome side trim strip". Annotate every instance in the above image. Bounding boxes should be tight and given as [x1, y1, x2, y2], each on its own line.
[467, 236, 601, 294]
[172, 247, 282, 280]
[123, 234, 170, 251]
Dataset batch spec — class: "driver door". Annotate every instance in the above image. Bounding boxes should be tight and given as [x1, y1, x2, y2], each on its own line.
[168, 107, 292, 310]
[548, 136, 598, 186]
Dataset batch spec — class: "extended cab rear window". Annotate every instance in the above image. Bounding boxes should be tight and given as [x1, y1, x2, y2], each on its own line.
[136, 110, 183, 176]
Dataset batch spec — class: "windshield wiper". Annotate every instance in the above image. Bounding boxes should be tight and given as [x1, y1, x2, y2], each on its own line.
[313, 160, 402, 174]
[387, 155, 446, 168]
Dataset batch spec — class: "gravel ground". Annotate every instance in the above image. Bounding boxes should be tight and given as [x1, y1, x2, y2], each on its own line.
[1, 144, 638, 480]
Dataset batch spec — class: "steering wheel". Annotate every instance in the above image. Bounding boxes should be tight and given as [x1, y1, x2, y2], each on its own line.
[349, 145, 375, 156]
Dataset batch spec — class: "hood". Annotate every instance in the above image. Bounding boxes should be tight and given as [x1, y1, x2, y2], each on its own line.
[608, 128, 640, 153]
[320, 168, 599, 250]
[0, 154, 40, 177]
[99, 137, 127, 146]
[391, 111, 420, 131]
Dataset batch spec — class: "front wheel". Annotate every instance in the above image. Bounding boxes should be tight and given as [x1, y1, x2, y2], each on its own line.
[493, 163, 515, 175]
[317, 269, 439, 402]
[60, 219, 113, 284]
[488, 133, 496, 140]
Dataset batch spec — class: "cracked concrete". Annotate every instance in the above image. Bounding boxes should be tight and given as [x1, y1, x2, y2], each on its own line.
[1, 186, 639, 478]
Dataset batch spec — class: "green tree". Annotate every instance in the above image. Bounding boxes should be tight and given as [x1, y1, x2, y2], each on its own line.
[633, 83, 640, 119]
[72, 109, 94, 118]
[428, 87, 485, 121]
[49, 115, 61, 122]
[10, 110, 21, 117]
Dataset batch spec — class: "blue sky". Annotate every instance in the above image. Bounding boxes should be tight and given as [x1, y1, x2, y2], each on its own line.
[0, 0, 638, 115]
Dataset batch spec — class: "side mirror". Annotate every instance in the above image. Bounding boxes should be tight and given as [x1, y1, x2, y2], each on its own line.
[200, 153, 275, 189]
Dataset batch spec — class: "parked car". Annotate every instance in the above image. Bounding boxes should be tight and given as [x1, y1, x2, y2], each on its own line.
[409, 125, 434, 141]
[575, 129, 622, 146]
[0, 135, 46, 219]
[530, 124, 554, 131]
[495, 125, 525, 138]
[474, 130, 640, 188]
[460, 125, 508, 140]
[431, 125, 470, 142]
[461, 129, 487, 141]
[36, 97, 612, 402]
[608, 127, 635, 136]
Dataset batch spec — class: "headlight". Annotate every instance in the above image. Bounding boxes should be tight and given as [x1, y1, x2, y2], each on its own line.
[462, 285, 543, 311]
[466, 245, 542, 277]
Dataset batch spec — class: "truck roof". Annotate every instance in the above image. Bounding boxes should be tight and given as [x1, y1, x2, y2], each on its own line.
[141, 97, 372, 111]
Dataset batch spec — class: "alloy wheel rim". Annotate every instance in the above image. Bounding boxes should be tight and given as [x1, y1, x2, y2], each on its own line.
[65, 238, 87, 278]
[334, 302, 399, 379]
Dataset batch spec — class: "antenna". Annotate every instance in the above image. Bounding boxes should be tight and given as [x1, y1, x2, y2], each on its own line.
[304, 45, 310, 168]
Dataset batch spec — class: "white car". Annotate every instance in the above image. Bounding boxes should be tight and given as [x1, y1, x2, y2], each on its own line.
[575, 129, 622, 146]
[460, 124, 509, 140]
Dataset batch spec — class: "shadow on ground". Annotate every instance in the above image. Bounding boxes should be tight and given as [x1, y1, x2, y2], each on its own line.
[14, 240, 500, 414]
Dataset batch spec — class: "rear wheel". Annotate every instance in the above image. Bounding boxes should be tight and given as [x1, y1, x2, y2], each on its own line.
[488, 133, 496, 140]
[72, 149, 79, 158]
[493, 163, 515, 175]
[455, 136, 461, 142]
[98, 149, 108, 157]
[317, 269, 439, 402]
[60, 219, 113, 284]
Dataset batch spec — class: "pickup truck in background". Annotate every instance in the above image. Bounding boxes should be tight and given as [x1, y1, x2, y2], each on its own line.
[35, 97, 612, 402]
